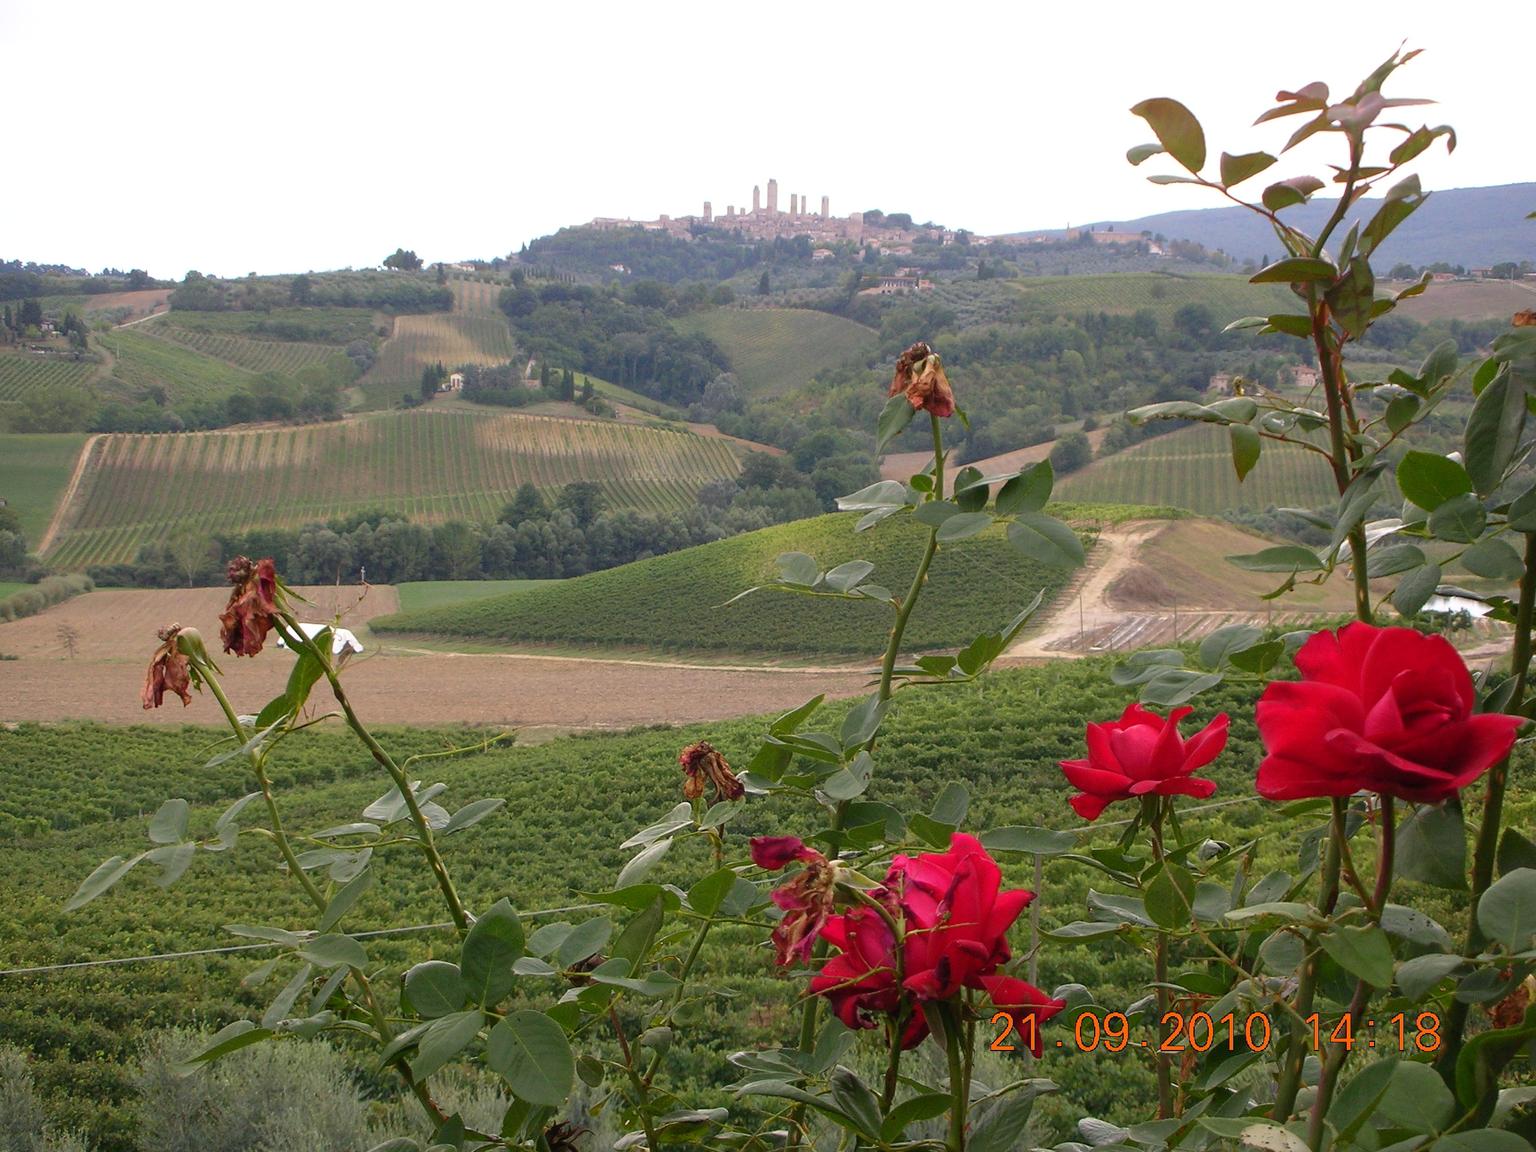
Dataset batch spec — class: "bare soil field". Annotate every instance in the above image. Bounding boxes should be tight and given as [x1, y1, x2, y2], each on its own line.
[1389, 278, 1536, 324]
[0, 584, 869, 729]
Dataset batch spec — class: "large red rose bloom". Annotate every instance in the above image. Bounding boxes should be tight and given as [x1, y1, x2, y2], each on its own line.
[1255, 622, 1521, 803]
[1059, 704, 1227, 821]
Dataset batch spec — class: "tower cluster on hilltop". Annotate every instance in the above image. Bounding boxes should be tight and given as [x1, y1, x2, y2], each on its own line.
[584, 176, 870, 245]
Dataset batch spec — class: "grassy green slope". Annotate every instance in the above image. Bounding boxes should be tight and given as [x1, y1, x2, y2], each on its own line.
[674, 308, 877, 395]
[0, 432, 87, 543]
[2, 662, 1519, 1147]
[374, 509, 1107, 656]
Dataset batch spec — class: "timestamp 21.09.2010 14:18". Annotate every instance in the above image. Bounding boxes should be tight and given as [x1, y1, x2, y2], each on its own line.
[990, 1010, 1444, 1054]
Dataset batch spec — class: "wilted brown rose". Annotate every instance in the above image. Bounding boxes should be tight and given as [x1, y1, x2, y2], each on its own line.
[889, 341, 955, 418]
[678, 740, 744, 802]
[142, 624, 193, 709]
[1513, 310, 1536, 328]
[1488, 972, 1534, 1030]
[220, 556, 280, 657]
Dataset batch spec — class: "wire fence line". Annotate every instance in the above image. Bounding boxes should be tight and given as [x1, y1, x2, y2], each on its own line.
[0, 794, 1281, 979]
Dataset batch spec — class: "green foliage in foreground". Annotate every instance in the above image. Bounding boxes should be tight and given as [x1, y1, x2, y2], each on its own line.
[0, 661, 1519, 1149]
[373, 505, 1171, 656]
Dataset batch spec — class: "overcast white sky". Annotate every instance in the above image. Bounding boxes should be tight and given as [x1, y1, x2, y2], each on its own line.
[4, 0, 1530, 278]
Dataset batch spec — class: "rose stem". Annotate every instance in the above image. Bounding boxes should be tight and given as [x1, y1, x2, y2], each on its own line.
[1147, 795, 1174, 1119]
[1305, 796, 1395, 1150]
[1272, 798, 1346, 1120]
[1439, 529, 1535, 1075]
[789, 411, 945, 1145]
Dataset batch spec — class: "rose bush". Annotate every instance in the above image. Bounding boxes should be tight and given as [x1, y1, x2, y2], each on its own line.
[1255, 622, 1522, 802]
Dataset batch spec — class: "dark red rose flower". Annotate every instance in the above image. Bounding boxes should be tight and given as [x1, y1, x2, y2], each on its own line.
[752, 838, 839, 967]
[1256, 622, 1522, 803]
[1060, 704, 1227, 821]
[979, 974, 1068, 1057]
[750, 835, 819, 871]
[679, 740, 743, 802]
[890, 341, 955, 418]
[219, 556, 280, 657]
[805, 834, 1042, 1050]
[142, 624, 193, 709]
[808, 904, 929, 1048]
[887, 833, 1034, 1001]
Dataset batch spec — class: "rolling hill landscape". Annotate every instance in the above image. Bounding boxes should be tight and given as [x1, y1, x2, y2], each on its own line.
[3, 153, 1534, 1152]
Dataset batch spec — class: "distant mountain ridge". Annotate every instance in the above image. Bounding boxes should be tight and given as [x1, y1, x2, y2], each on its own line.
[1080, 183, 1535, 268]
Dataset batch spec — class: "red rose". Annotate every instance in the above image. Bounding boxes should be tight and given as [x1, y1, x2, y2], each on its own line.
[888, 832, 1034, 1000]
[1256, 622, 1522, 803]
[808, 904, 922, 1044]
[1060, 704, 1227, 821]
[806, 834, 1060, 1050]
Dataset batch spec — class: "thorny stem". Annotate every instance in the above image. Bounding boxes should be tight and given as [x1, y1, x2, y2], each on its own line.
[789, 411, 945, 1149]
[1272, 799, 1346, 1122]
[278, 615, 472, 935]
[1440, 530, 1536, 1076]
[200, 659, 446, 1125]
[946, 1010, 968, 1152]
[642, 916, 714, 1087]
[1305, 797, 1395, 1151]
[1147, 796, 1174, 1120]
[610, 1005, 659, 1152]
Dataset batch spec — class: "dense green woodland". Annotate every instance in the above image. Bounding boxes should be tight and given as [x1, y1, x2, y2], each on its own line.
[9, 657, 1519, 1149]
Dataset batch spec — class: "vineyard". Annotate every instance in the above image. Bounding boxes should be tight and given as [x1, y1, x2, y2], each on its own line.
[673, 307, 878, 395]
[150, 325, 343, 374]
[1008, 271, 1299, 324]
[42, 410, 742, 568]
[449, 277, 507, 313]
[0, 433, 88, 542]
[103, 327, 256, 403]
[0, 349, 101, 402]
[356, 313, 518, 408]
[1056, 423, 1399, 513]
[375, 507, 1120, 656]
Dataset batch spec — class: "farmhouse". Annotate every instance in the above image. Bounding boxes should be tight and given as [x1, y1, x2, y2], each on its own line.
[440, 372, 464, 392]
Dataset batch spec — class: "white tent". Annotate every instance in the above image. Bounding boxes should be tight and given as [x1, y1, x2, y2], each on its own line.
[276, 622, 365, 663]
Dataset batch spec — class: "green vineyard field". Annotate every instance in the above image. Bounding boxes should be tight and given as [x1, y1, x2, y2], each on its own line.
[0, 350, 101, 402]
[1056, 423, 1400, 514]
[104, 327, 256, 403]
[375, 508, 1108, 656]
[42, 410, 742, 568]
[673, 307, 877, 395]
[152, 326, 342, 374]
[0, 432, 88, 542]
[449, 277, 506, 314]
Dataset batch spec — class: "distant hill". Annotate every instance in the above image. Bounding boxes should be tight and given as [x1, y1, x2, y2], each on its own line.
[1085, 183, 1536, 268]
